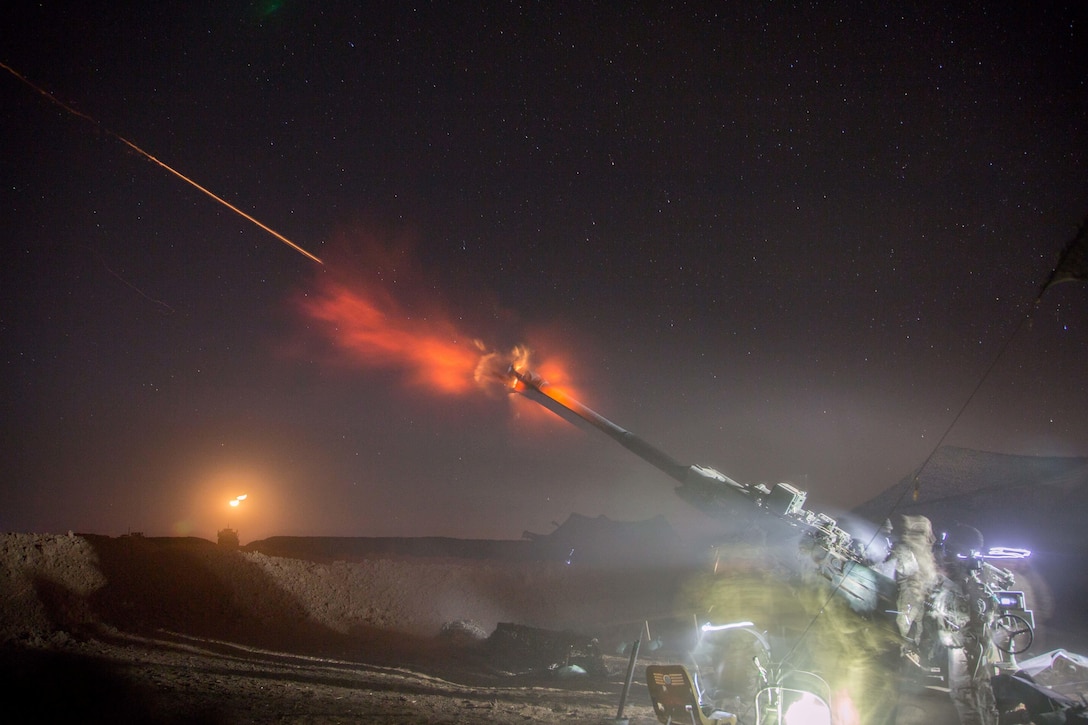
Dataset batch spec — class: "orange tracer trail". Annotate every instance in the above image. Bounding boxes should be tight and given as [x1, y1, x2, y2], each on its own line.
[2, 61, 324, 266]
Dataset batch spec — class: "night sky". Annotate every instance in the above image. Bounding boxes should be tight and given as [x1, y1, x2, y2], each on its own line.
[3, 3, 1086, 544]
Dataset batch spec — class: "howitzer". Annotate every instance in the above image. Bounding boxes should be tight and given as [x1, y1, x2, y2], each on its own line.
[508, 366, 897, 613]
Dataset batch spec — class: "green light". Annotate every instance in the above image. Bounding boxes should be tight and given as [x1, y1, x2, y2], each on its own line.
[252, 0, 284, 19]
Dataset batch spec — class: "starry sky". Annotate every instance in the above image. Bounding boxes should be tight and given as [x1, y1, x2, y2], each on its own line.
[2, 3, 1086, 544]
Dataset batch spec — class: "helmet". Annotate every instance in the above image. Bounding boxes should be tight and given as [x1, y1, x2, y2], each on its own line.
[940, 523, 984, 569]
[897, 514, 935, 545]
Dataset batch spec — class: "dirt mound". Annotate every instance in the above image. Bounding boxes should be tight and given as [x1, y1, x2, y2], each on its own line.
[0, 532, 682, 655]
[0, 531, 692, 723]
[0, 532, 1009, 723]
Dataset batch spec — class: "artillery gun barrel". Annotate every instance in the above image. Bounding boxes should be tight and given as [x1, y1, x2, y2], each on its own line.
[508, 365, 896, 613]
[509, 367, 690, 485]
[508, 367, 751, 514]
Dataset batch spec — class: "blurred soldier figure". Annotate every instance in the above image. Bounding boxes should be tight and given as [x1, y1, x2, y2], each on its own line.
[886, 515, 940, 654]
[932, 524, 1000, 725]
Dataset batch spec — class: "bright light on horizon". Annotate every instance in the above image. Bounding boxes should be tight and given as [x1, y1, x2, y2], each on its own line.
[183, 456, 288, 542]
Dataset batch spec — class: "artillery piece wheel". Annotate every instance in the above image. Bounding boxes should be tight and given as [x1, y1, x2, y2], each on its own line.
[991, 613, 1033, 655]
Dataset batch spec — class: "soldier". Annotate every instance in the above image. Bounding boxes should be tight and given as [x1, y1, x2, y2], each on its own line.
[886, 515, 940, 655]
[931, 524, 1000, 725]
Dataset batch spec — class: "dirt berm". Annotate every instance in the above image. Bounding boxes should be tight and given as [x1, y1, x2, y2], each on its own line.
[0, 532, 684, 653]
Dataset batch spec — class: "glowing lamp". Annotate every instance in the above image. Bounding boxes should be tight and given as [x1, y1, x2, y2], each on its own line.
[784, 692, 832, 725]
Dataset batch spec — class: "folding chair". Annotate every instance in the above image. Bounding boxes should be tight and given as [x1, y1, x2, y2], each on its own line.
[645, 664, 738, 725]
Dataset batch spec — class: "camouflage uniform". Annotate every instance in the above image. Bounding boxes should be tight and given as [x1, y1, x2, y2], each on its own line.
[888, 515, 940, 647]
[932, 526, 999, 725]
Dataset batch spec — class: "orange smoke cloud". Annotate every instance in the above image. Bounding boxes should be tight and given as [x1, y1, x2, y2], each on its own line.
[301, 279, 484, 395]
[296, 242, 586, 417]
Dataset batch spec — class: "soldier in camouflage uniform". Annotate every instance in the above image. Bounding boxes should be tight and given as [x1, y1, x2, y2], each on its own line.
[931, 524, 999, 725]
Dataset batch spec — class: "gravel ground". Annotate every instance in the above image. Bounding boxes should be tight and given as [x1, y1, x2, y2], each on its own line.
[2, 531, 1078, 724]
[0, 532, 682, 723]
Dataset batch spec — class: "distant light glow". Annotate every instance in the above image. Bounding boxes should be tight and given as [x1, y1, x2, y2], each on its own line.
[229, 494, 248, 508]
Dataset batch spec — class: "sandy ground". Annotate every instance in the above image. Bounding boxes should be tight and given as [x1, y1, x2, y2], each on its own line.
[0, 532, 690, 723]
[1, 531, 1076, 724]
[1, 631, 662, 724]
